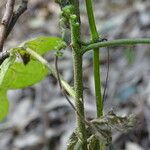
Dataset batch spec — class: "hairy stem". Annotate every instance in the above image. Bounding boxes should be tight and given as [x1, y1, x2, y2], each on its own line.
[69, 0, 80, 23]
[82, 38, 150, 54]
[70, 14, 87, 149]
[73, 51, 87, 149]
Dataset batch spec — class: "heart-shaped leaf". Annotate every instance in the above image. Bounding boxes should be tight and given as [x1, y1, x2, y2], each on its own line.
[0, 90, 9, 121]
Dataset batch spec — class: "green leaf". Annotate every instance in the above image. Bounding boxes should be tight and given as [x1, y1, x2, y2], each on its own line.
[23, 36, 66, 55]
[0, 90, 9, 121]
[0, 57, 15, 89]
[2, 60, 48, 89]
[0, 58, 13, 121]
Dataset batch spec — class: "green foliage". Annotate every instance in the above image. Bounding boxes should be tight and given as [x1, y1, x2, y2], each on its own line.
[0, 90, 9, 121]
[2, 60, 48, 89]
[0, 57, 14, 120]
[23, 36, 66, 55]
[0, 57, 15, 90]
[0, 36, 66, 121]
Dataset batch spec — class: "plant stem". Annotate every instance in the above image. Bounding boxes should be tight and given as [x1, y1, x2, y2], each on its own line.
[84, 0, 104, 149]
[73, 51, 87, 149]
[69, 0, 80, 23]
[82, 38, 150, 54]
[84, 0, 103, 117]
[70, 14, 87, 149]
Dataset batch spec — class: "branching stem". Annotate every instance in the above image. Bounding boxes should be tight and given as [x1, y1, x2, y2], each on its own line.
[85, 0, 103, 117]
[82, 38, 150, 54]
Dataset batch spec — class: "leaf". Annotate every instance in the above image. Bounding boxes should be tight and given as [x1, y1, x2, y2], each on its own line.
[0, 58, 13, 121]
[0, 90, 9, 121]
[1, 60, 48, 89]
[23, 36, 66, 55]
[0, 57, 15, 89]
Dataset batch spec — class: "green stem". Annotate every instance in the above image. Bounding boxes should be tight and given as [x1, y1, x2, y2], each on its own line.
[70, 13, 87, 150]
[93, 49, 103, 117]
[73, 51, 87, 149]
[84, 0, 103, 117]
[82, 38, 150, 54]
[85, 0, 104, 149]
[69, 0, 80, 23]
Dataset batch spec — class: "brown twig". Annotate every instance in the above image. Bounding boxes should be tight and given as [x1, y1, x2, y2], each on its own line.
[0, 0, 15, 52]
[6, 0, 28, 38]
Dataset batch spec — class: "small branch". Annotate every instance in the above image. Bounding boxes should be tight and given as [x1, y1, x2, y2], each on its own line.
[82, 38, 150, 54]
[6, 0, 28, 38]
[0, 0, 15, 52]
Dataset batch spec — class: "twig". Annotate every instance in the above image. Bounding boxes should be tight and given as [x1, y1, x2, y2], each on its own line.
[6, 0, 28, 38]
[0, 0, 15, 52]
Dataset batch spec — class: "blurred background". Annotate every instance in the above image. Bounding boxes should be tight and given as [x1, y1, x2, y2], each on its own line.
[0, 0, 150, 149]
